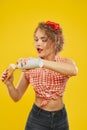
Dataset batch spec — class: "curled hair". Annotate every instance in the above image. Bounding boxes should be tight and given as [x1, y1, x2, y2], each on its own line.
[34, 22, 64, 53]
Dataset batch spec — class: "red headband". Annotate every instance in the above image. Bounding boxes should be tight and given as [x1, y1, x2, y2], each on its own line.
[45, 21, 59, 30]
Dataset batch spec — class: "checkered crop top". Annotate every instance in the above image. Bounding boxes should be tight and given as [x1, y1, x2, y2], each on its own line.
[24, 56, 71, 106]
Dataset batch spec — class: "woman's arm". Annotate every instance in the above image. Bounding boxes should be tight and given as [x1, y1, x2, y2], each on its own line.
[2, 72, 29, 102]
[43, 58, 78, 76]
[16, 57, 78, 76]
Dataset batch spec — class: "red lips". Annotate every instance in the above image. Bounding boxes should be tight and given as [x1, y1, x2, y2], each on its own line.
[37, 48, 43, 53]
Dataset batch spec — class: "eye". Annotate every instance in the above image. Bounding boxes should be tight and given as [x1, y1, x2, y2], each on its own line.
[34, 38, 38, 41]
[42, 39, 48, 42]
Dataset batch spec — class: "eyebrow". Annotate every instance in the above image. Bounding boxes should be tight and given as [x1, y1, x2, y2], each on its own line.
[34, 36, 48, 39]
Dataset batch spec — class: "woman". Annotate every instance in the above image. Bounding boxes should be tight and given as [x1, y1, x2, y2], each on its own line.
[1, 21, 78, 130]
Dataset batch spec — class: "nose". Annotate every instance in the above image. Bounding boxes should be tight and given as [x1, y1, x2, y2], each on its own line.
[35, 39, 43, 46]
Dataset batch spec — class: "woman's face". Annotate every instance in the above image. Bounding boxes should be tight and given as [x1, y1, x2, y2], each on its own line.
[34, 28, 56, 60]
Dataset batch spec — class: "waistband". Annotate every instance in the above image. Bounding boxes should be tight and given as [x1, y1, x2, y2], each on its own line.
[32, 103, 66, 117]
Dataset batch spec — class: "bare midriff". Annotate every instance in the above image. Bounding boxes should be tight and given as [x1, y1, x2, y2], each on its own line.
[35, 96, 64, 111]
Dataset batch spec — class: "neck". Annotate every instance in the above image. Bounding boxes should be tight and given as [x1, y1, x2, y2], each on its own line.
[41, 53, 58, 61]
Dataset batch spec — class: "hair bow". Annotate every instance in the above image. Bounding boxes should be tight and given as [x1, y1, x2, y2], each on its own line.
[46, 21, 59, 30]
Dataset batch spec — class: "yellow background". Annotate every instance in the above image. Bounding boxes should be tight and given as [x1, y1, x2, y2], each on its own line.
[0, 0, 87, 130]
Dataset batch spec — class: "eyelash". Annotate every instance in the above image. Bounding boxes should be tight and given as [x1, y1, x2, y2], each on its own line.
[34, 39, 38, 41]
[34, 39, 48, 42]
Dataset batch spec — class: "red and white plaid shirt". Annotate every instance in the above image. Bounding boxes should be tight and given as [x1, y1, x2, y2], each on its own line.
[24, 56, 71, 106]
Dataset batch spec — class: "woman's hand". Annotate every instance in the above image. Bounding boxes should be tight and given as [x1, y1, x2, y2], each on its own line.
[1, 69, 14, 86]
[16, 57, 30, 68]
[16, 57, 43, 69]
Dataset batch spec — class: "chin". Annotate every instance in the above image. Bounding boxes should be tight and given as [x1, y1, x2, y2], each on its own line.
[38, 53, 45, 59]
